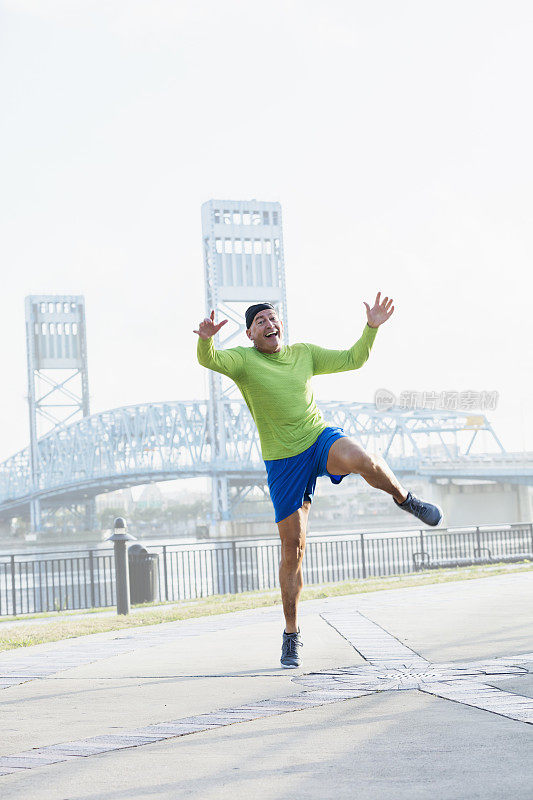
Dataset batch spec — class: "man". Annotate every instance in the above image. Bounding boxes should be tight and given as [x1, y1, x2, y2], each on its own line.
[194, 294, 442, 668]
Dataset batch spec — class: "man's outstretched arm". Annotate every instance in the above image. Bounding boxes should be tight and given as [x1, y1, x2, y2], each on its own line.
[194, 309, 245, 379]
[309, 292, 394, 375]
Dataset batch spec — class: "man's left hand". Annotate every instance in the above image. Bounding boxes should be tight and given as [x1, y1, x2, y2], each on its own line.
[364, 292, 394, 328]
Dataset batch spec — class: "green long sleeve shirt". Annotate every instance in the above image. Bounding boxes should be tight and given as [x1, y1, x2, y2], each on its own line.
[197, 324, 378, 461]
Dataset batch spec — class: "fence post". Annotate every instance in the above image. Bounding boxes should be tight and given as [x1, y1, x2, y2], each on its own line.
[162, 545, 169, 601]
[88, 550, 96, 608]
[231, 540, 238, 594]
[107, 517, 136, 615]
[475, 526, 481, 557]
[360, 534, 367, 579]
[530, 523, 533, 554]
[419, 530, 425, 561]
[10, 555, 16, 617]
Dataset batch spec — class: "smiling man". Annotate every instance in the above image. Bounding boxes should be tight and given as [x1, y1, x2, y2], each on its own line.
[194, 295, 442, 668]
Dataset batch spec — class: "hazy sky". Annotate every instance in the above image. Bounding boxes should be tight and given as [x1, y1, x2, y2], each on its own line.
[1, 0, 532, 461]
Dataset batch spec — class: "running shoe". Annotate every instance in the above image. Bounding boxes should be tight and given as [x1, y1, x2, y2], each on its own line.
[281, 629, 303, 668]
[394, 491, 443, 527]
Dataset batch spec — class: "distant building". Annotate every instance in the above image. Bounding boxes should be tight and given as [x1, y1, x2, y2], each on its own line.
[136, 484, 166, 510]
[96, 488, 134, 513]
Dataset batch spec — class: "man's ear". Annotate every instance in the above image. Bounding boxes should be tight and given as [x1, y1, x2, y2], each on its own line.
[246, 329, 252, 340]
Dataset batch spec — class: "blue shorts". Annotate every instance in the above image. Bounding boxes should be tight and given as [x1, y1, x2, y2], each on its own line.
[265, 426, 348, 523]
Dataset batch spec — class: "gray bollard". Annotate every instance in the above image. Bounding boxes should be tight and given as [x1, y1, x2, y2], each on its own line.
[107, 517, 136, 615]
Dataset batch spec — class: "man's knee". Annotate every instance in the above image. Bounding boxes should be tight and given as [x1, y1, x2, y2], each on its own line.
[337, 444, 377, 475]
[281, 530, 306, 565]
[279, 527, 307, 568]
[278, 502, 309, 568]
[281, 525, 305, 558]
[360, 450, 381, 473]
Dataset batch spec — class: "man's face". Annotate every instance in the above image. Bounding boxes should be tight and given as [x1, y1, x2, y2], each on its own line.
[246, 309, 283, 353]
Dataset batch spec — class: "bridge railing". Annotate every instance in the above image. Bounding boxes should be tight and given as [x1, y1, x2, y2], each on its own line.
[0, 522, 531, 616]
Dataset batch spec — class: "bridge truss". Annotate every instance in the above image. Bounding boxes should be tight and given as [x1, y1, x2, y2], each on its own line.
[1, 399, 530, 522]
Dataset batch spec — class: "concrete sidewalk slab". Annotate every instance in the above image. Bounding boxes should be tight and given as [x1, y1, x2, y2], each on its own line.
[341, 571, 533, 661]
[1, 691, 531, 800]
[0, 572, 531, 798]
[63, 613, 364, 679]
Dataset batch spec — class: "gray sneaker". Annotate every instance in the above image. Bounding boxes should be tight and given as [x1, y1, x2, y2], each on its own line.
[394, 491, 443, 527]
[281, 629, 303, 668]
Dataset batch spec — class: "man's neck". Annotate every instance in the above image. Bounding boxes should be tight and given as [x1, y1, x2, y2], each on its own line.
[253, 343, 282, 355]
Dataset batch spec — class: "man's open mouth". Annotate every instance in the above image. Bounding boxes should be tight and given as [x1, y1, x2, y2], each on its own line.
[265, 331, 279, 338]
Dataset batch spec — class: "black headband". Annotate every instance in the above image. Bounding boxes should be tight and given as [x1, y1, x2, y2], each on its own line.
[245, 303, 276, 330]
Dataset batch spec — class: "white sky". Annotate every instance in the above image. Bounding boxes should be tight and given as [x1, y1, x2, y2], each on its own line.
[0, 0, 532, 460]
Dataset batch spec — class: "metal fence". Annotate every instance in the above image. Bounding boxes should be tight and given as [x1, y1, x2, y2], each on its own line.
[1, 522, 532, 616]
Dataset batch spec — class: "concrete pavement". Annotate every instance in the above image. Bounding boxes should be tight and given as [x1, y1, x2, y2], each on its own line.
[0, 572, 532, 799]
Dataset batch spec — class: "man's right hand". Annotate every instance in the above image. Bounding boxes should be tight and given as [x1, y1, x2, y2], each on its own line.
[193, 309, 228, 340]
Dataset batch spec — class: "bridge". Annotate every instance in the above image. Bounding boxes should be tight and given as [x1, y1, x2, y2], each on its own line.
[2, 201, 531, 531]
[1, 398, 531, 521]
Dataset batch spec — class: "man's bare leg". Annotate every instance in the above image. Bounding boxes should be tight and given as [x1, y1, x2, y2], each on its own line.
[326, 437, 443, 526]
[326, 437, 408, 502]
[277, 501, 311, 633]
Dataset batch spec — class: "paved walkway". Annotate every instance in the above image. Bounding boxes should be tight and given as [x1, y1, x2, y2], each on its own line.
[0, 572, 531, 799]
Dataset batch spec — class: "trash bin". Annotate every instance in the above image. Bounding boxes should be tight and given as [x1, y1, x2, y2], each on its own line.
[128, 543, 159, 604]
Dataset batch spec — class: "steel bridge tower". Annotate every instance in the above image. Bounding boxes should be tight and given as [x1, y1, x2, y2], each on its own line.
[25, 295, 94, 532]
[201, 200, 289, 528]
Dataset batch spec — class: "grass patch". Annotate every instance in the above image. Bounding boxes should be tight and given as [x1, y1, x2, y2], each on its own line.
[0, 561, 531, 652]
